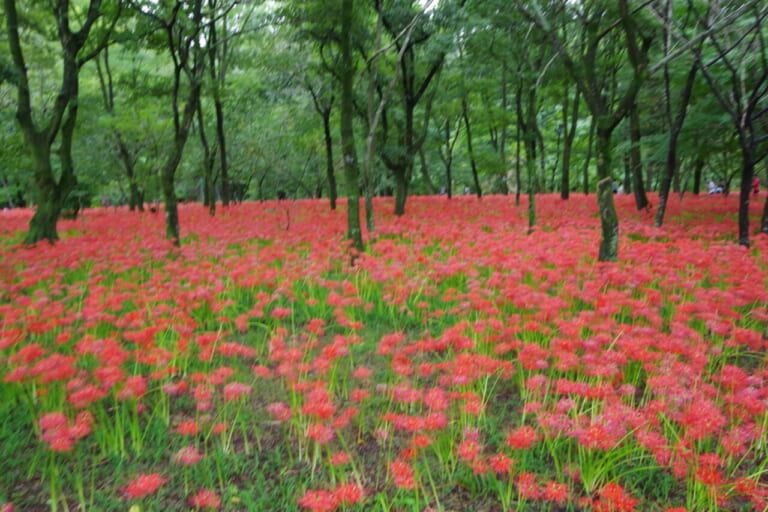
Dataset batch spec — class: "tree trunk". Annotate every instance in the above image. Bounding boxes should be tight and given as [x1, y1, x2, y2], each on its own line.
[393, 168, 408, 215]
[419, 147, 436, 195]
[116, 137, 144, 211]
[561, 85, 579, 200]
[515, 102, 521, 206]
[462, 99, 482, 198]
[322, 112, 337, 210]
[161, 163, 180, 244]
[26, 141, 63, 244]
[692, 159, 703, 195]
[340, 0, 363, 252]
[214, 98, 229, 207]
[761, 190, 768, 235]
[737, 146, 755, 247]
[197, 98, 216, 216]
[6, 0, 104, 244]
[629, 104, 648, 210]
[595, 126, 619, 261]
[526, 151, 537, 234]
[583, 119, 595, 195]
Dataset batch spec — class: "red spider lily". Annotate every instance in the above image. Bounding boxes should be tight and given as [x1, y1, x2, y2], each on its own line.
[306, 423, 334, 444]
[175, 419, 200, 436]
[481, 451, 509, 476]
[543, 481, 569, 504]
[117, 375, 147, 400]
[38, 411, 93, 451]
[330, 451, 350, 465]
[517, 472, 542, 500]
[173, 445, 203, 465]
[297, 489, 339, 512]
[507, 425, 539, 450]
[267, 402, 291, 422]
[333, 483, 364, 506]
[67, 384, 107, 409]
[222, 381, 252, 401]
[0, 503, 12, 512]
[122, 473, 166, 499]
[390, 458, 417, 490]
[189, 489, 220, 510]
[594, 482, 639, 512]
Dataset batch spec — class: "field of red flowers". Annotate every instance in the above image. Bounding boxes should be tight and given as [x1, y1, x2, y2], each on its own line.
[1, 193, 766, 512]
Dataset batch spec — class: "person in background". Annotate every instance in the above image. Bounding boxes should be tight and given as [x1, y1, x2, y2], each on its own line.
[752, 176, 760, 195]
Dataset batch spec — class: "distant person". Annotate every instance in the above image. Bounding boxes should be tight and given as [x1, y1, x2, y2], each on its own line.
[752, 176, 760, 195]
[617, 184, 624, 194]
[463, 185, 470, 195]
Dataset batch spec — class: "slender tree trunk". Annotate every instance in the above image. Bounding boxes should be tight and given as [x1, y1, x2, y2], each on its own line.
[515, 104, 521, 206]
[692, 159, 703, 195]
[419, 148, 436, 194]
[561, 85, 579, 199]
[462, 99, 482, 198]
[340, 0, 363, 252]
[197, 98, 216, 215]
[526, 151, 537, 234]
[583, 119, 595, 195]
[214, 99, 229, 207]
[629, 104, 648, 209]
[439, 118, 456, 199]
[500, 62, 509, 194]
[656, 64, 697, 226]
[322, 113, 337, 210]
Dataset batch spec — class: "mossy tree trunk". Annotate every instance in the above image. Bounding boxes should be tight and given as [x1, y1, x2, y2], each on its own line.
[5, 0, 107, 244]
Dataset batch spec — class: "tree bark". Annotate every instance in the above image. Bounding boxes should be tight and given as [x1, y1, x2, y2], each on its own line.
[322, 111, 337, 210]
[462, 99, 482, 198]
[561, 84, 579, 199]
[196, 98, 216, 215]
[628, 103, 648, 209]
[596, 126, 619, 261]
[214, 98, 229, 207]
[308, 83, 337, 210]
[419, 147, 436, 195]
[656, 63, 697, 226]
[583, 119, 595, 195]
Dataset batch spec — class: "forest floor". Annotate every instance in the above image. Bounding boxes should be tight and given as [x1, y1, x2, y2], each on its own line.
[1, 193, 767, 512]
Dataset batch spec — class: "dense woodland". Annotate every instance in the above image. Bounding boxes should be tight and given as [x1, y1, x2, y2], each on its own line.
[1, 0, 767, 258]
